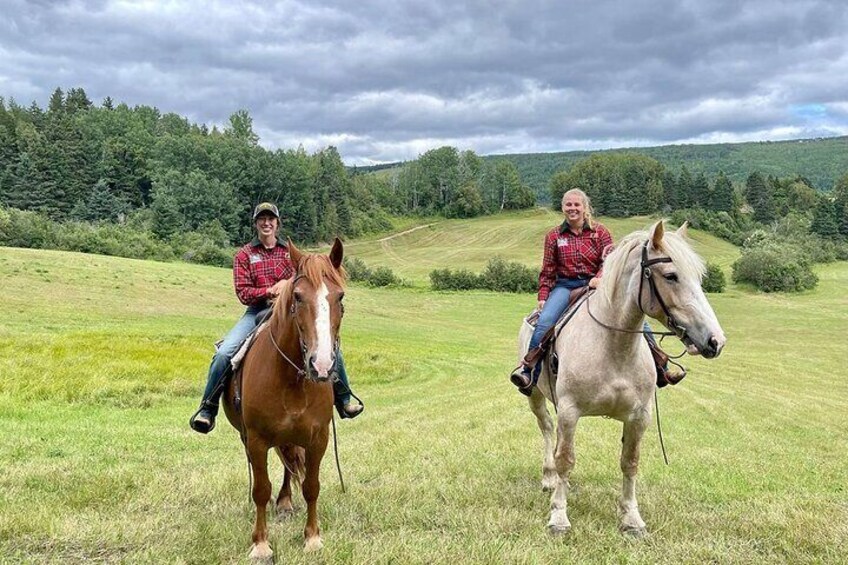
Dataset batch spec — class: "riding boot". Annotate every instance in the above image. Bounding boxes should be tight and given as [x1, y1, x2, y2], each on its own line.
[510, 344, 545, 395]
[189, 365, 231, 434]
[333, 350, 363, 419]
[645, 336, 686, 387]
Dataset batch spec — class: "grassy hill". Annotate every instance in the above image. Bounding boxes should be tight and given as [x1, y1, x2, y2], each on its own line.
[337, 208, 740, 285]
[1, 218, 846, 562]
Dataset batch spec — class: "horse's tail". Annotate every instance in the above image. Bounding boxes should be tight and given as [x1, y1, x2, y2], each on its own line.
[277, 444, 306, 489]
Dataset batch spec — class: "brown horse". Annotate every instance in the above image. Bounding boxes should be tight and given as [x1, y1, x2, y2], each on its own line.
[221, 238, 347, 560]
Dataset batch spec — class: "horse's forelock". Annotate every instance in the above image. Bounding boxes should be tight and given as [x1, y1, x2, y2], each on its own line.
[600, 227, 705, 303]
[299, 254, 347, 291]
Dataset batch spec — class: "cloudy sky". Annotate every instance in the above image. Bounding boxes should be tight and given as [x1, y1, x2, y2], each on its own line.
[2, 0, 847, 164]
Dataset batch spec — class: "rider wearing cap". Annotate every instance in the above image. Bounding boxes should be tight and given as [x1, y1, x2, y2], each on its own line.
[189, 202, 363, 433]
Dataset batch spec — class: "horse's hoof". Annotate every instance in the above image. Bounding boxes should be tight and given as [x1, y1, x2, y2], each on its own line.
[547, 523, 571, 536]
[249, 541, 274, 563]
[621, 525, 647, 539]
[304, 536, 323, 553]
[275, 507, 295, 521]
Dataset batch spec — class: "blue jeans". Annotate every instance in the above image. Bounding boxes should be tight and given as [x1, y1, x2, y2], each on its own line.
[529, 278, 590, 354]
[201, 305, 353, 414]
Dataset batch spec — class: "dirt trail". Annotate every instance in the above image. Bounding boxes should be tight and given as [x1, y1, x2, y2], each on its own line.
[378, 223, 437, 243]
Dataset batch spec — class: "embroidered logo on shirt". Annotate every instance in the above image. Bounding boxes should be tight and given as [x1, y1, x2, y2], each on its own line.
[249, 254, 262, 264]
[557, 238, 569, 247]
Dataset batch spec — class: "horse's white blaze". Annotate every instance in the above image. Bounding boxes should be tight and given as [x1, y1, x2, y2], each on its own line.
[312, 282, 334, 376]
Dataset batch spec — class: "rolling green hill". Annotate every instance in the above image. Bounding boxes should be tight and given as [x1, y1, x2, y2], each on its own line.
[359, 135, 848, 200]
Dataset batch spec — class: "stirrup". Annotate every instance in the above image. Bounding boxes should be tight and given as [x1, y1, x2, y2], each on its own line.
[339, 403, 364, 419]
[189, 401, 218, 434]
[510, 367, 533, 396]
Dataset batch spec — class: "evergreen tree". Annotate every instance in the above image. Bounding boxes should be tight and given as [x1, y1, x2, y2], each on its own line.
[746, 171, 775, 223]
[691, 171, 710, 209]
[810, 197, 839, 238]
[48, 87, 65, 115]
[65, 88, 92, 114]
[71, 178, 128, 222]
[710, 171, 734, 213]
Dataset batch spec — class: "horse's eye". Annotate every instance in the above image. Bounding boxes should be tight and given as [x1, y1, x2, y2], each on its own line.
[338, 292, 345, 302]
[293, 291, 303, 303]
[663, 273, 679, 283]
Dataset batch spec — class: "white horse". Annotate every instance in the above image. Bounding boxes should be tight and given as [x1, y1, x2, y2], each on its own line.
[518, 220, 726, 536]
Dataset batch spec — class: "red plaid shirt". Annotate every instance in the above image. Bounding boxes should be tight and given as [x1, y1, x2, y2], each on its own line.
[233, 238, 295, 306]
[538, 221, 614, 301]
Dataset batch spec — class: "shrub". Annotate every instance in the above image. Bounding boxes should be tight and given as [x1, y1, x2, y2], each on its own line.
[701, 262, 726, 293]
[367, 266, 402, 287]
[479, 257, 537, 293]
[430, 268, 481, 291]
[732, 247, 818, 292]
[430, 257, 537, 293]
[343, 257, 373, 282]
[0, 207, 56, 249]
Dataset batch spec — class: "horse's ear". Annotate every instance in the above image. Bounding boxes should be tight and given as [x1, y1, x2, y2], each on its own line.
[287, 238, 303, 267]
[329, 237, 344, 270]
[649, 220, 665, 250]
[676, 221, 689, 238]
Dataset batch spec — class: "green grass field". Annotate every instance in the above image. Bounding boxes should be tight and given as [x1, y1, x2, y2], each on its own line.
[1, 212, 846, 563]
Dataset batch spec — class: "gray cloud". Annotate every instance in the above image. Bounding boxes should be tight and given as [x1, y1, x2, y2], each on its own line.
[1, 0, 847, 164]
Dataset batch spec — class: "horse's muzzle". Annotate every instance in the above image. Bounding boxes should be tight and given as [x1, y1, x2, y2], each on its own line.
[306, 353, 335, 382]
[699, 335, 724, 359]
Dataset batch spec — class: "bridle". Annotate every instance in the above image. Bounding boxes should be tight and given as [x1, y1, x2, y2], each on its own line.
[637, 241, 688, 341]
[267, 273, 341, 381]
[586, 240, 688, 342]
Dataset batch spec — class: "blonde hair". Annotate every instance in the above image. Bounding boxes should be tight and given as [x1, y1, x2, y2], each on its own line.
[562, 188, 595, 228]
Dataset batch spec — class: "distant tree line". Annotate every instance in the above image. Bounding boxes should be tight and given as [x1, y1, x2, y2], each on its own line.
[0, 88, 401, 245]
[493, 136, 848, 201]
[0, 88, 535, 252]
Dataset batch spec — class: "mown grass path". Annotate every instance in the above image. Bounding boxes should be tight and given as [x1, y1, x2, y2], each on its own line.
[1, 213, 846, 563]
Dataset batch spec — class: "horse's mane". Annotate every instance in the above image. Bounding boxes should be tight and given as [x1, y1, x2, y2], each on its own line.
[272, 253, 347, 317]
[600, 227, 705, 303]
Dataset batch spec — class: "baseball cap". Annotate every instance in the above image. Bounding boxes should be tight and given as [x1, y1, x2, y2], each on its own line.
[253, 202, 280, 220]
